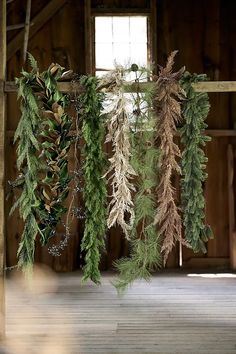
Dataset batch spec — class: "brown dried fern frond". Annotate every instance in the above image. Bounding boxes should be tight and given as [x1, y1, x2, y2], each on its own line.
[154, 51, 186, 264]
[100, 67, 136, 239]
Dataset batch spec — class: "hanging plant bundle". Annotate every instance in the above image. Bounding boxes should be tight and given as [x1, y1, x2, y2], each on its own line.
[114, 67, 161, 292]
[153, 51, 186, 265]
[78, 75, 107, 284]
[11, 55, 72, 272]
[100, 67, 136, 239]
[180, 72, 213, 252]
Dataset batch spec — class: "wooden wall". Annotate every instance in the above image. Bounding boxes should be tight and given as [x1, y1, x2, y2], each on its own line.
[5, 0, 236, 271]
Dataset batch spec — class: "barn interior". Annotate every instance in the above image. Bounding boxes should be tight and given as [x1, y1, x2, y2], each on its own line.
[0, 1, 236, 353]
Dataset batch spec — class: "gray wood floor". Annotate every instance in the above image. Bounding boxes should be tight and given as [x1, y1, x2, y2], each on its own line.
[1, 270, 236, 354]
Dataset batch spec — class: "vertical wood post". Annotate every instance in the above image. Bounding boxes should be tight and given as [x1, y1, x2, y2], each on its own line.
[227, 144, 236, 269]
[150, 0, 157, 73]
[0, 0, 6, 340]
[84, 0, 93, 74]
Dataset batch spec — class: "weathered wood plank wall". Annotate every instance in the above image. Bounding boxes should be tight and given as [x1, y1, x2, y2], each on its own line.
[0, 0, 6, 338]
[5, 0, 236, 271]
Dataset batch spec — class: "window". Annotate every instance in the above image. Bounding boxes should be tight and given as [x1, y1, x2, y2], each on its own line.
[95, 16, 149, 77]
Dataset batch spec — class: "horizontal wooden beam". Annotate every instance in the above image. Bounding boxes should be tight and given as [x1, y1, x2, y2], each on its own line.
[7, 0, 66, 59]
[5, 81, 236, 93]
[91, 7, 150, 15]
[7, 22, 33, 31]
[192, 81, 236, 92]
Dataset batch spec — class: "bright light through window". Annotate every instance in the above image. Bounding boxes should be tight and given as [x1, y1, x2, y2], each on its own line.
[95, 16, 148, 77]
[187, 273, 236, 278]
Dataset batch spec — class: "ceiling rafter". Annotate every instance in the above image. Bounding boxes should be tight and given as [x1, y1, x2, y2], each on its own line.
[7, 0, 67, 60]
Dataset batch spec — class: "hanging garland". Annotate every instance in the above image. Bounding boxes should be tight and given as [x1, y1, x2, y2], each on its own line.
[10, 56, 42, 271]
[10, 53, 213, 283]
[78, 75, 107, 284]
[99, 67, 136, 239]
[114, 67, 161, 292]
[11, 55, 72, 272]
[180, 72, 213, 252]
[153, 51, 186, 264]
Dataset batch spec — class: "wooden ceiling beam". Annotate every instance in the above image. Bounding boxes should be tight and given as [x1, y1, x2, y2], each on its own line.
[5, 80, 236, 93]
[7, 0, 67, 60]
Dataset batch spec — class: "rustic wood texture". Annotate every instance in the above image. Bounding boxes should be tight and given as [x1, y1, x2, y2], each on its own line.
[5, 0, 236, 271]
[227, 145, 236, 269]
[1, 271, 236, 353]
[7, 0, 67, 60]
[84, 0, 93, 74]
[0, 0, 6, 339]
[6, 80, 236, 93]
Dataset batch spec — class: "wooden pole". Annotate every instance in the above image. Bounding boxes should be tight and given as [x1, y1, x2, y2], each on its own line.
[23, 0, 31, 62]
[227, 145, 236, 270]
[84, 0, 93, 74]
[0, 0, 6, 340]
[150, 0, 157, 74]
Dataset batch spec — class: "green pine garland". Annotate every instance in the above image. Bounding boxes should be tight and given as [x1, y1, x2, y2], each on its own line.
[78, 75, 107, 284]
[11, 54, 72, 271]
[180, 71, 213, 253]
[114, 68, 161, 292]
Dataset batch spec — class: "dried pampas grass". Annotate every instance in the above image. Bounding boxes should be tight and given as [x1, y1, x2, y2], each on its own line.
[154, 51, 186, 264]
[100, 67, 136, 239]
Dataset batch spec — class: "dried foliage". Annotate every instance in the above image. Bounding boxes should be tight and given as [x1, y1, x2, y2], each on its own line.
[153, 51, 185, 264]
[180, 72, 213, 252]
[100, 67, 136, 239]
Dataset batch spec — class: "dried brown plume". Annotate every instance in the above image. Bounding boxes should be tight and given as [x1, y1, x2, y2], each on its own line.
[154, 51, 186, 264]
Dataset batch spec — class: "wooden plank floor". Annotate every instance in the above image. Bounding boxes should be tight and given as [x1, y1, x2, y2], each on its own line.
[1, 270, 236, 354]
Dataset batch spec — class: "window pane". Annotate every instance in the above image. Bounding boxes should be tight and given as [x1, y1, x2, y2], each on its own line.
[130, 43, 147, 66]
[95, 15, 148, 72]
[96, 43, 113, 68]
[96, 71, 110, 78]
[113, 43, 130, 66]
[130, 17, 147, 43]
[112, 17, 130, 43]
[95, 17, 112, 43]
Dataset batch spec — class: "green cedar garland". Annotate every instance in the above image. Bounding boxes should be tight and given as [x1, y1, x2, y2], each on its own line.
[78, 75, 107, 284]
[180, 72, 213, 252]
[114, 68, 161, 292]
[11, 55, 72, 271]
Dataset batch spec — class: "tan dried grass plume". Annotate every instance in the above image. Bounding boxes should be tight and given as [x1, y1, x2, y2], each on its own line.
[154, 51, 186, 264]
[99, 67, 136, 239]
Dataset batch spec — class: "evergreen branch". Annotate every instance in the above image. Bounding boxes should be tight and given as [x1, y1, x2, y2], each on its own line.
[180, 72, 213, 252]
[113, 67, 161, 293]
[78, 75, 107, 284]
